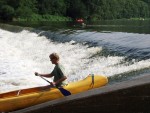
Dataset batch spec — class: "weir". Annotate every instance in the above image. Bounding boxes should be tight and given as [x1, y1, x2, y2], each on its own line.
[11, 74, 150, 113]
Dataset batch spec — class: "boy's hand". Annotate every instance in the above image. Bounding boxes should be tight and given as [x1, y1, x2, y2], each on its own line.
[35, 72, 39, 76]
[50, 82, 56, 87]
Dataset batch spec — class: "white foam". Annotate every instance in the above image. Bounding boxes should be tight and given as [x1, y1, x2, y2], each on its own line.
[0, 29, 150, 93]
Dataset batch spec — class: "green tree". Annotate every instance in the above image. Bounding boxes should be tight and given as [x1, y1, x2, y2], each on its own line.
[37, 0, 67, 16]
[15, 0, 38, 20]
[67, 0, 87, 19]
[6, 0, 21, 9]
[16, 7, 33, 20]
[0, 0, 150, 21]
[0, 5, 15, 21]
[50, 0, 67, 15]
[139, 0, 149, 17]
[19, 0, 38, 13]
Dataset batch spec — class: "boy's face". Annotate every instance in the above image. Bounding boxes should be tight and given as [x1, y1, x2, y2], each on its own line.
[50, 57, 58, 64]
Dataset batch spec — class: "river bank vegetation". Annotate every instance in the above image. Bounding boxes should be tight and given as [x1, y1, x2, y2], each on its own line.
[0, 0, 150, 21]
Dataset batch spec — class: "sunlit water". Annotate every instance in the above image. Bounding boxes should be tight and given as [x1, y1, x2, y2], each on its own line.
[0, 27, 150, 93]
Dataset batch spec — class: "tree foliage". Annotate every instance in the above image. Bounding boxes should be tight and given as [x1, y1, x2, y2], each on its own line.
[0, 0, 149, 21]
[0, 5, 15, 21]
[67, 0, 87, 19]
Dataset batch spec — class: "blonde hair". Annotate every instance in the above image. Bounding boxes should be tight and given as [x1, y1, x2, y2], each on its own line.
[49, 53, 59, 60]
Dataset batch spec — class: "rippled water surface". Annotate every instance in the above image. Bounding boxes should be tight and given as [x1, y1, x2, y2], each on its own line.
[0, 20, 150, 93]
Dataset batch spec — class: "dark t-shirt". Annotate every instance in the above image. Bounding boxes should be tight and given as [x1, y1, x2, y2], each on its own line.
[51, 64, 66, 87]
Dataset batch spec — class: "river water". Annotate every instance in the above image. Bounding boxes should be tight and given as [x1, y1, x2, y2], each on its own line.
[0, 20, 150, 93]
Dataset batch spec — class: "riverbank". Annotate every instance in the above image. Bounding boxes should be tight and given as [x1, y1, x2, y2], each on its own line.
[1, 18, 150, 34]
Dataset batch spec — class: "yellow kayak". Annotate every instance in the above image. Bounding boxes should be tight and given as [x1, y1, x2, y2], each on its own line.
[0, 75, 108, 112]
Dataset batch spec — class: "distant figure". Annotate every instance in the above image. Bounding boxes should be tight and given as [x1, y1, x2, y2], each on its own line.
[35, 53, 67, 88]
[76, 18, 86, 27]
[76, 18, 84, 23]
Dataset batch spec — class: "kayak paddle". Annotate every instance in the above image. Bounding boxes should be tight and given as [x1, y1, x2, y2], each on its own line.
[36, 74, 71, 96]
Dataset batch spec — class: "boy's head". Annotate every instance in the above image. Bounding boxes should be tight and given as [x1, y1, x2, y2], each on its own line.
[49, 53, 59, 64]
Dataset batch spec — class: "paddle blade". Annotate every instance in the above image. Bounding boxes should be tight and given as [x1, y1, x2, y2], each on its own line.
[58, 88, 71, 96]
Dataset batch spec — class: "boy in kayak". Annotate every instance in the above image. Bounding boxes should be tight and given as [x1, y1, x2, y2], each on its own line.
[35, 53, 67, 88]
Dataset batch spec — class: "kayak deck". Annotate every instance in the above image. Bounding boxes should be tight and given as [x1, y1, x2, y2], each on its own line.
[0, 86, 51, 98]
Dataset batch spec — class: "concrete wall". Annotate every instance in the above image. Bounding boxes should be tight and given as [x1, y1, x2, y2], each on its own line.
[12, 74, 150, 113]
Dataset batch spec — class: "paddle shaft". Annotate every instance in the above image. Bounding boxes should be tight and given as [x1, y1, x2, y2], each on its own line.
[35, 73, 52, 85]
[38, 75, 52, 85]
